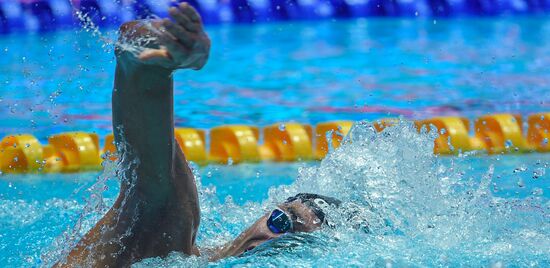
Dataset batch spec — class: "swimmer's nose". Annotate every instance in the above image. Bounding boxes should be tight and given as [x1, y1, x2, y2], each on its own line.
[243, 217, 282, 249]
[249, 226, 277, 241]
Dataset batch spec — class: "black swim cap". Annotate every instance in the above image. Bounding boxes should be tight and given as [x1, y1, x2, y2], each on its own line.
[285, 193, 341, 224]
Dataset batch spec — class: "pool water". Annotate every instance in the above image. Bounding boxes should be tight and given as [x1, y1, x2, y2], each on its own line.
[1, 17, 550, 140]
[0, 17, 549, 267]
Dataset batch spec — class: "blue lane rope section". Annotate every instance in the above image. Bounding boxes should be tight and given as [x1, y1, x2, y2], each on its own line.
[1, 0, 550, 34]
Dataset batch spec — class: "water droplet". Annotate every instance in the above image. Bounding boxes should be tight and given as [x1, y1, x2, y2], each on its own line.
[513, 165, 527, 173]
[532, 168, 545, 179]
[278, 124, 286, 131]
[207, 171, 212, 178]
[516, 178, 525, 188]
[25, 256, 34, 263]
[531, 188, 543, 196]
[504, 140, 513, 148]
[227, 157, 233, 166]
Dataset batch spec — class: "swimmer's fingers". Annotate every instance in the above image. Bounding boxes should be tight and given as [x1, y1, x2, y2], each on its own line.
[169, 7, 199, 33]
[162, 19, 194, 48]
[178, 2, 202, 25]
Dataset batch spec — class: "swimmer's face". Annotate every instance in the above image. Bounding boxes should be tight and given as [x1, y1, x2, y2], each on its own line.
[224, 200, 322, 257]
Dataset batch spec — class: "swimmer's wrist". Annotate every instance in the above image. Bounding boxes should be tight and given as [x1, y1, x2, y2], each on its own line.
[116, 49, 173, 76]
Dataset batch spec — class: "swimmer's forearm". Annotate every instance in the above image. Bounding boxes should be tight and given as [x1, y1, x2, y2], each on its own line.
[112, 59, 176, 197]
[115, 52, 173, 93]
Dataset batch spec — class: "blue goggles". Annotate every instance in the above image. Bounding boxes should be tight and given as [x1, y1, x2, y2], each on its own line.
[266, 208, 293, 234]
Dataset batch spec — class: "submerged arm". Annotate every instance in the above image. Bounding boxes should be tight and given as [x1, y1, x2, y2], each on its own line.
[57, 4, 210, 267]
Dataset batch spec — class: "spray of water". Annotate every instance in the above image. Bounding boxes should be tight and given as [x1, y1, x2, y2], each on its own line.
[40, 130, 143, 266]
[134, 120, 549, 266]
[71, 1, 163, 60]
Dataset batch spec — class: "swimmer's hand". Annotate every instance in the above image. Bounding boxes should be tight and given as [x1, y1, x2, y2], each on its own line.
[127, 3, 210, 71]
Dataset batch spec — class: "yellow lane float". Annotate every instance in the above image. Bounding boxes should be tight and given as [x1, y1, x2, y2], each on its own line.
[263, 123, 314, 161]
[175, 128, 207, 164]
[474, 114, 529, 154]
[373, 118, 399, 132]
[209, 125, 260, 164]
[527, 113, 550, 152]
[314, 121, 353, 159]
[102, 133, 116, 157]
[48, 132, 102, 172]
[0, 134, 44, 173]
[415, 117, 484, 154]
[1, 112, 550, 173]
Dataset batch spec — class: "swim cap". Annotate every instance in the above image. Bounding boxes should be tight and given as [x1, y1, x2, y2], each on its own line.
[285, 193, 341, 225]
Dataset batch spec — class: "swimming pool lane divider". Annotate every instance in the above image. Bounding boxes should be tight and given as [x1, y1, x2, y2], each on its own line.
[3, 0, 550, 35]
[1, 112, 549, 174]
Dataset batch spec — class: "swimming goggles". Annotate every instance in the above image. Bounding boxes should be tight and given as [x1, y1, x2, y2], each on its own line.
[266, 208, 293, 234]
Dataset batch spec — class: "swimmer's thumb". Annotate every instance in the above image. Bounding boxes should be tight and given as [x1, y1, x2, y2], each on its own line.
[139, 48, 172, 62]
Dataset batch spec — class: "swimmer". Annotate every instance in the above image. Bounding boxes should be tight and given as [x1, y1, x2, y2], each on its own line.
[56, 3, 341, 267]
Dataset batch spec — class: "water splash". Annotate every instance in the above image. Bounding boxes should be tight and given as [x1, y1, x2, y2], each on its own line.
[221, 122, 550, 266]
[136, 120, 548, 266]
[278, 121, 548, 266]
[71, 2, 162, 60]
[40, 134, 140, 267]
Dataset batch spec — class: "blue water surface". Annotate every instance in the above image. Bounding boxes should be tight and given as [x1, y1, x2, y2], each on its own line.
[1, 17, 550, 141]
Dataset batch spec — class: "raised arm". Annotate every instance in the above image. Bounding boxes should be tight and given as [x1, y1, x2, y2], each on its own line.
[56, 4, 210, 267]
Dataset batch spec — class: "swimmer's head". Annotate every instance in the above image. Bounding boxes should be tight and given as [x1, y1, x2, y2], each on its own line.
[217, 193, 341, 258]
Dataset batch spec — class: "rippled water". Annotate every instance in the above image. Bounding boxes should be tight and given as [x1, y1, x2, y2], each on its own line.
[1, 18, 550, 141]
